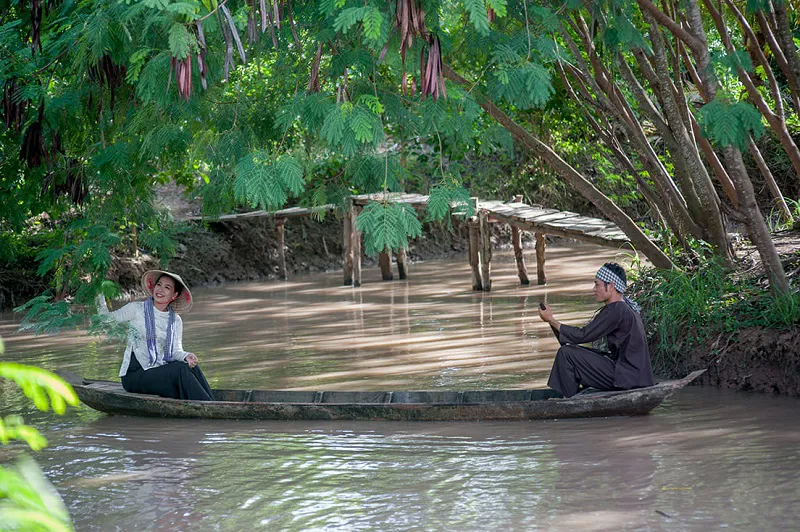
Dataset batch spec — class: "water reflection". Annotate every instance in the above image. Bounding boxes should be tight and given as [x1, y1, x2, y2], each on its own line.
[3, 243, 799, 530]
[32, 386, 800, 531]
[2, 242, 624, 391]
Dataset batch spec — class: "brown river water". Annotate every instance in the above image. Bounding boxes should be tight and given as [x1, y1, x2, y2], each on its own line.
[2, 242, 799, 530]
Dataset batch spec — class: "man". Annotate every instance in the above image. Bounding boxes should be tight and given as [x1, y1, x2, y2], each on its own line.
[538, 262, 654, 398]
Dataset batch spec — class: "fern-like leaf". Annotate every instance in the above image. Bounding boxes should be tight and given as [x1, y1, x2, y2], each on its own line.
[276, 155, 305, 196]
[463, 0, 490, 35]
[357, 201, 423, 255]
[333, 7, 368, 34]
[697, 98, 764, 151]
[168, 23, 190, 60]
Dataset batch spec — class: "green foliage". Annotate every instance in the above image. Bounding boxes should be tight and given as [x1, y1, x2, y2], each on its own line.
[15, 296, 86, 335]
[234, 152, 305, 210]
[0, 363, 79, 417]
[601, 13, 651, 53]
[0, 339, 77, 531]
[711, 49, 755, 77]
[168, 23, 191, 59]
[635, 262, 800, 376]
[490, 52, 554, 110]
[0, 457, 74, 532]
[463, 0, 491, 35]
[485, 0, 507, 18]
[697, 98, 765, 151]
[426, 181, 475, 221]
[356, 201, 423, 255]
[745, 0, 773, 13]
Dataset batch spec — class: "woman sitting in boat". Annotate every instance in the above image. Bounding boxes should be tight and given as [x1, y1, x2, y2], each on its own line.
[96, 270, 214, 401]
[538, 262, 654, 398]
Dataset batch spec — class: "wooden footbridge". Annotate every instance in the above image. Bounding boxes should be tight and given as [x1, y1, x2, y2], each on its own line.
[189, 193, 630, 291]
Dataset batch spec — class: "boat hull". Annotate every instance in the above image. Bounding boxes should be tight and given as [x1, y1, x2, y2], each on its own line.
[63, 370, 705, 421]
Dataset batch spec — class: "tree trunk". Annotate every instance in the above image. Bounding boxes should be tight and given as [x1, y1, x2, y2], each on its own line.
[705, 0, 800, 184]
[747, 138, 793, 223]
[770, 1, 800, 110]
[658, 0, 791, 293]
[755, 9, 800, 112]
[724, 147, 791, 294]
[639, 15, 733, 263]
[442, 64, 675, 270]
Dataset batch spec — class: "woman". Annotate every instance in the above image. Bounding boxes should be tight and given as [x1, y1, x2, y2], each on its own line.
[96, 270, 214, 401]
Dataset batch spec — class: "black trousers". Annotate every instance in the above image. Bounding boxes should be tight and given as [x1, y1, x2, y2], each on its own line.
[547, 345, 616, 398]
[122, 353, 214, 401]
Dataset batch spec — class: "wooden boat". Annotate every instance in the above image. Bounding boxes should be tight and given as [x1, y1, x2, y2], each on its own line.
[61, 370, 705, 421]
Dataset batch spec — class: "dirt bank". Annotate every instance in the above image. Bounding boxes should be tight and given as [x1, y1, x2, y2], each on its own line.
[107, 214, 477, 295]
[662, 327, 800, 396]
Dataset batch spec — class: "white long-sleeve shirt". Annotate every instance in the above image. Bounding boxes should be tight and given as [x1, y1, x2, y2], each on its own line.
[96, 294, 190, 377]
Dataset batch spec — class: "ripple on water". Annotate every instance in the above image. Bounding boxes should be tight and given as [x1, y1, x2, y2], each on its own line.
[2, 246, 799, 529]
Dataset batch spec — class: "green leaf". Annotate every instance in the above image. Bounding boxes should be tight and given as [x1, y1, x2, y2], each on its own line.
[427, 182, 475, 221]
[165, 2, 201, 18]
[463, 0, 490, 35]
[486, 0, 507, 17]
[362, 7, 383, 42]
[712, 49, 754, 76]
[697, 98, 764, 151]
[168, 23, 190, 59]
[276, 155, 305, 196]
[358, 94, 384, 115]
[350, 107, 375, 143]
[0, 363, 79, 416]
[321, 104, 347, 146]
[356, 201, 423, 255]
[333, 7, 367, 35]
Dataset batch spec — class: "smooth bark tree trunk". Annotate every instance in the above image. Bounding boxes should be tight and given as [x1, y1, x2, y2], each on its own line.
[641, 0, 791, 294]
[747, 138, 793, 223]
[442, 64, 675, 270]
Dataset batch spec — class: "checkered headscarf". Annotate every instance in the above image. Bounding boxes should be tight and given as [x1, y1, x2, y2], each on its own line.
[596, 265, 641, 313]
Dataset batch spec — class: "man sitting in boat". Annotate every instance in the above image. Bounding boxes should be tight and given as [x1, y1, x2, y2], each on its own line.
[96, 270, 214, 401]
[538, 262, 654, 398]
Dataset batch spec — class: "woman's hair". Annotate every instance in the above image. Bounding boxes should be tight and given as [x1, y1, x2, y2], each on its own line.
[156, 274, 184, 296]
[601, 262, 626, 285]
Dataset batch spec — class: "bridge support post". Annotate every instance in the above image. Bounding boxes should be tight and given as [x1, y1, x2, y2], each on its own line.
[511, 224, 529, 285]
[352, 203, 362, 287]
[276, 217, 287, 280]
[479, 210, 492, 291]
[379, 251, 393, 280]
[535, 232, 546, 285]
[395, 248, 408, 279]
[343, 203, 353, 285]
[468, 220, 482, 291]
[510, 195, 529, 286]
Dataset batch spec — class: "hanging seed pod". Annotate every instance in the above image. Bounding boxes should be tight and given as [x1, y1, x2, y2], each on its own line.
[265, 5, 279, 48]
[20, 103, 45, 167]
[2, 80, 26, 131]
[178, 56, 192, 101]
[286, 0, 302, 51]
[245, 0, 259, 45]
[221, 4, 247, 63]
[272, 0, 281, 30]
[31, 0, 42, 53]
[395, 0, 427, 63]
[196, 21, 209, 90]
[420, 35, 445, 100]
[307, 43, 323, 92]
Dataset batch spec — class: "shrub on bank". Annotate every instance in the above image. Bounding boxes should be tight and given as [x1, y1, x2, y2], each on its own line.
[632, 260, 800, 385]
